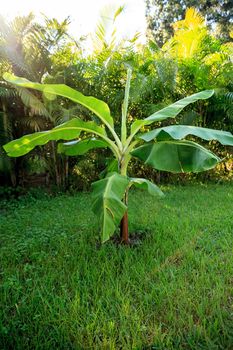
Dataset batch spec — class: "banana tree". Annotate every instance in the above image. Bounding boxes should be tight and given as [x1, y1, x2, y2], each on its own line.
[3, 71, 233, 244]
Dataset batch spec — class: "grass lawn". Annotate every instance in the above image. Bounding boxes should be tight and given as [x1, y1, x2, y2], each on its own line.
[0, 184, 233, 349]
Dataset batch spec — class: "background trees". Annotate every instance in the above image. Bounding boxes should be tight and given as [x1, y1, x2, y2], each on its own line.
[146, 0, 233, 46]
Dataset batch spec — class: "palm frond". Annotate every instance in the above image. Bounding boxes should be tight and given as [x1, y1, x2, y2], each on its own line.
[92, 5, 125, 53]
[166, 8, 208, 59]
[16, 87, 51, 119]
[0, 82, 16, 99]
[172, 8, 205, 31]
[17, 115, 49, 132]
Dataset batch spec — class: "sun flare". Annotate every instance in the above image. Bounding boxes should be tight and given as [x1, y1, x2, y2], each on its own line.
[0, 0, 146, 41]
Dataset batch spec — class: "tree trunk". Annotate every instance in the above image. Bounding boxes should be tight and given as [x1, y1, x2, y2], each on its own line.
[64, 156, 69, 189]
[51, 141, 61, 188]
[2, 102, 17, 186]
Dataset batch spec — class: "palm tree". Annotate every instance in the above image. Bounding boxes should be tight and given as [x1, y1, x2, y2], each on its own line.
[0, 14, 77, 186]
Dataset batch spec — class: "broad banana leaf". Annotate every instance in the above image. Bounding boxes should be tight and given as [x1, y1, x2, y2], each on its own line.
[131, 140, 220, 173]
[131, 90, 214, 134]
[4, 73, 114, 128]
[3, 118, 106, 157]
[140, 125, 233, 145]
[58, 138, 109, 156]
[92, 172, 129, 242]
[129, 178, 164, 196]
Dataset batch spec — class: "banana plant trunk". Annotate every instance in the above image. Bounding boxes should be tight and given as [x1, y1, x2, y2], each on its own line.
[120, 211, 129, 244]
[120, 190, 129, 244]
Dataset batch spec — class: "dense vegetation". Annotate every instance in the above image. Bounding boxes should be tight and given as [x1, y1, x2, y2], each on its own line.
[0, 7, 232, 190]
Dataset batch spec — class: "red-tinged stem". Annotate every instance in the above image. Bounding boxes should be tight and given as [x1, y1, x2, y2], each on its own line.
[120, 190, 129, 244]
[120, 211, 129, 244]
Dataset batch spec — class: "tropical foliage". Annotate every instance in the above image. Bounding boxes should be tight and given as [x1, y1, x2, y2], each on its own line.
[0, 7, 233, 191]
[3, 71, 233, 243]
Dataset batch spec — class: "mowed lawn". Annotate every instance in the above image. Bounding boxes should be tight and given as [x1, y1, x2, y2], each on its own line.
[0, 184, 233, 350]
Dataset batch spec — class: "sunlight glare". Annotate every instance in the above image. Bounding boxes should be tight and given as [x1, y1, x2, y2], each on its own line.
[0, 0, 147, 45]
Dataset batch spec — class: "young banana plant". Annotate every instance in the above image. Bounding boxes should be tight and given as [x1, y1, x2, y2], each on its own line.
[3, 70, 233, 243]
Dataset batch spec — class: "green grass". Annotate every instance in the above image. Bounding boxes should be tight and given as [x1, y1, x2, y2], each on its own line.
[0, 184, 233, 349]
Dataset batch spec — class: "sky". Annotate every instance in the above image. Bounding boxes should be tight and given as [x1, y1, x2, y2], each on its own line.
[1, 0, 147, 44]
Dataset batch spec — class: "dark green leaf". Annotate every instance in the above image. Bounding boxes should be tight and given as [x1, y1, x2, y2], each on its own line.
[92, 172, 129, 242]
[129, 178, 164, 196]
[131, 140, 220, 173]
[58, 138, 109, 156]
[140, 125, 233, 145]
